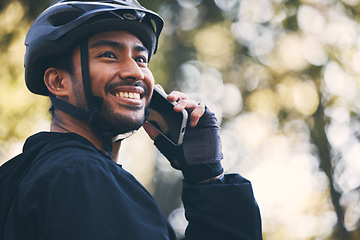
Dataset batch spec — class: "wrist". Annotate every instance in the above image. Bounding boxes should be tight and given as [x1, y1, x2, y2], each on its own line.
[182, 162, 224, 184]
[197, 172, 224, 183]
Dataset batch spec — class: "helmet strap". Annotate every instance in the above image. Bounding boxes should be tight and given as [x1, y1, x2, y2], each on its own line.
[80, 41, 102, 126]
[79, 40, 114, 153]
[49, 93, 88, 122]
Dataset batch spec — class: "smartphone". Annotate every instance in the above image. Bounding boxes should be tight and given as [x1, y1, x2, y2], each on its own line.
[147, 86, 188, 146]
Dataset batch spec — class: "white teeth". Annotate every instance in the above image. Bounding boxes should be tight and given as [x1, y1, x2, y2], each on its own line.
[115, 92, 140, 100]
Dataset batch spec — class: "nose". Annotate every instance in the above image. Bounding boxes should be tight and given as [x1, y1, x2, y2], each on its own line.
[118, 57, 145, 81]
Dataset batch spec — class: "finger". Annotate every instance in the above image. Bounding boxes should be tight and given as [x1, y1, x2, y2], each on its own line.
[167, 91, 205, 127]
[174, 98, 198, 112]
[189, 104, 205, 127]
[167, 91, 189, 103]
[175, 100, 205, 127]
[167, 91, 197, 112]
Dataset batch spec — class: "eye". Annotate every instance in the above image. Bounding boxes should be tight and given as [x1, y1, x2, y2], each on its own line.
[135, 56, 148, 64]
[98, 51, 117, 59]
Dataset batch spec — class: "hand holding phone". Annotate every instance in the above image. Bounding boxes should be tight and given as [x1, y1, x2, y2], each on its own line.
[146, 86, 188, 145]
[153, 106, 224, 183]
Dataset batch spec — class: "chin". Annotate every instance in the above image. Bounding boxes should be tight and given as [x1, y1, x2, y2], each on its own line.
[103, 110, 147, 134]
[100, 99, 148, 133]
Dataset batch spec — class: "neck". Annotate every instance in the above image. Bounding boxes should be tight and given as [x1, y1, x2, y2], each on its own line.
[50, 109, 121, 161]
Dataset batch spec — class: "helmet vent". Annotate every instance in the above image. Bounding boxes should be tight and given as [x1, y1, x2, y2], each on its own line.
[48, 8, 85, 27]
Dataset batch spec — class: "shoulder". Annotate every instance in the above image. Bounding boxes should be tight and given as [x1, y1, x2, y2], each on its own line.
[25, 132, 112, 168]
[32, 132, 110, 173]
[18, 132, 123, 197]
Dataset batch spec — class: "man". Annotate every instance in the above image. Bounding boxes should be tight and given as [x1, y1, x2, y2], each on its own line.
[0, 0, 262, 239]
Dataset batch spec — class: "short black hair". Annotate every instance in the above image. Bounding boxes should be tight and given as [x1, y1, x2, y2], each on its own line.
[46, 49, 74, 76]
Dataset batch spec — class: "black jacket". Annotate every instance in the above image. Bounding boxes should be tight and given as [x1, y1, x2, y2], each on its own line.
[1, 132, 262, 240]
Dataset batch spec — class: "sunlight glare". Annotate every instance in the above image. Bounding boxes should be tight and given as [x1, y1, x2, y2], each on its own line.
[238, 0, 273, 23]
[247, 89, 279, 115]
[194, 24, 235, 69]
[302, 36, 328, 66]
[297, 5, 326, 35]
[324, 61, 358, 100]
[275, 34, 308, 71]
[292, 80, 319, 115]
[326, 122, 352, 149]
[234, 112, 278, 148]
[221, 83, 243, 117]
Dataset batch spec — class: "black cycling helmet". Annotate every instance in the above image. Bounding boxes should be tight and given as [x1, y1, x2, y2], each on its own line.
[25, 0, 163, 96]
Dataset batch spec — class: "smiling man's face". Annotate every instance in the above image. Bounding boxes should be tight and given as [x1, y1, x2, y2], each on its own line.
[71, 30, 155, 134]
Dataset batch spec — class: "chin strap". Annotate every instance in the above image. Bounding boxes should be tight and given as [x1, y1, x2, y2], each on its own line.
[111, 106, 149, 142]
[49, 94, 89, 121]
[79, 40, 120, 152]
[80, 41, 103, 127]
[112, 130, 138, 142]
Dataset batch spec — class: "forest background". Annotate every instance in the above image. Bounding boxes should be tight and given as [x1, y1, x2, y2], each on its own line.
[1, 0, 360, 239]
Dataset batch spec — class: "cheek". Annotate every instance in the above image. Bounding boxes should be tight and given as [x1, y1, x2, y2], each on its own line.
[143, 68, 155, 87]
[144, 69, 155, 91]
[89, 71, 113, 95]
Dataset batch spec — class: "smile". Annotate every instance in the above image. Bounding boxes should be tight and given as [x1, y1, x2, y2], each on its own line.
[115, 91, 141, 100]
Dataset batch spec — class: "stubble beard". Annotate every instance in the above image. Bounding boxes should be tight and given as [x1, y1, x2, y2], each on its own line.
[100, 99, 147, 134]
[70, 75, 148, 135]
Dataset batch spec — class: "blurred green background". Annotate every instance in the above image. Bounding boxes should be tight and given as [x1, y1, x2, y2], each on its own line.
[1, 0, 360, 239]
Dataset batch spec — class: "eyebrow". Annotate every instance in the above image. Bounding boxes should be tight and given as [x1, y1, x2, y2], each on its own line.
[89, 40, 149, 55]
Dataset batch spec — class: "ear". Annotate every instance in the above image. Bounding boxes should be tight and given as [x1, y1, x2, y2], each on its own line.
[44, 68, 71, 97]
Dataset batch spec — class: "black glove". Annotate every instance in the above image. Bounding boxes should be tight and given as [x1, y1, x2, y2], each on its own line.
[154, 107, 224, 183]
